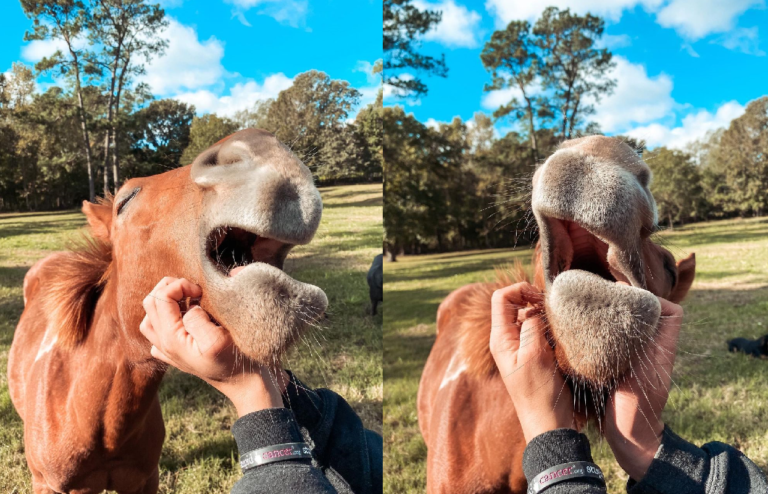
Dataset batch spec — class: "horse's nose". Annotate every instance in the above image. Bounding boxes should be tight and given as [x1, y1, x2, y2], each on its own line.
[531, 143, 657, 245]
[189, 128, 322, 245]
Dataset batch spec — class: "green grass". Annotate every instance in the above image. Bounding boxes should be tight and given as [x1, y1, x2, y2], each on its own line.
[384, 217, 768, 493]
[0, 183, 382, 493]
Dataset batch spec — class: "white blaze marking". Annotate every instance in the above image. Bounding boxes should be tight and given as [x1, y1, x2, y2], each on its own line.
[34, 328, 57, 362]
[439, 355, 467, 390]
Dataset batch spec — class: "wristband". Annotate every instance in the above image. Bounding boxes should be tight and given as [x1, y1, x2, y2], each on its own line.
[529, 461, 605, 493]
[240, 442, 312, 471]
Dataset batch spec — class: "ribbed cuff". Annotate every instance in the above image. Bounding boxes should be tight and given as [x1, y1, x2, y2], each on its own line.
[627, 425, 708, 493]
[231, 407, 305, 455]
[523, 429, 595, 482]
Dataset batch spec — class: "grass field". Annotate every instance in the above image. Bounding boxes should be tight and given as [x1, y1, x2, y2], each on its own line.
[0, 183, 382, 493]
[384, 217, 768, 493]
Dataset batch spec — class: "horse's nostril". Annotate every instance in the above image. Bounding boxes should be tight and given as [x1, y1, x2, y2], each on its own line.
[276, 182, 301, 202]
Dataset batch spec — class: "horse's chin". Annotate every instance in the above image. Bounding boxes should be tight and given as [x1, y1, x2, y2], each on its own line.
[202, 262, 328, 364]
[546, 269, 661, 387]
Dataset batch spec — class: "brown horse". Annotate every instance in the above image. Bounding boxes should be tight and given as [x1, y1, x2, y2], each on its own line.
[7, 129, 328, 493]
[417, 136, 697, 494]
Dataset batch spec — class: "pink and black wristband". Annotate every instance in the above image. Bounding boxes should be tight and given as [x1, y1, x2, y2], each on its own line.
[529, 461, 605, 493]
[240, 442, 313, 471]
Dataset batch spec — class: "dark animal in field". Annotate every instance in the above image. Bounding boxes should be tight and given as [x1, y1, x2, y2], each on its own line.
[7, 129, 327, 494]
[368, 254, 383, 315]
[728, 335, 768, 358]
[418, 135, 696, 494]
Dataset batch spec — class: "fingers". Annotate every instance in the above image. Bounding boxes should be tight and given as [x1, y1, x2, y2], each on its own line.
[182, 306, 228, 355]
[490, 282, 542, 363]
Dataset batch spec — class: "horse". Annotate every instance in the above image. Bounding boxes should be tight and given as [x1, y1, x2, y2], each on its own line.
[417, 136, 697, 494]
[7, 129, 328, 493]
[368, 253, 383, 315]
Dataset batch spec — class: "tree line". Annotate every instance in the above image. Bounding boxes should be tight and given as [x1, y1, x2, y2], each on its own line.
[0, 0, 382, 212]
[383, 2, 768, 259]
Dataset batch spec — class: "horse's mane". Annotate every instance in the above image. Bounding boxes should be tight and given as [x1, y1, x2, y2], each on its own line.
[42, 197, 113, 347]
[457, 249, 545, 377]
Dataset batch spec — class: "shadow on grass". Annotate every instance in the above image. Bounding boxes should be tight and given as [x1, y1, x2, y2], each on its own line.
[0, 219, 86, 240]
[0, 210, 80, 221]
[661, 220, 768, 248]
[324, 196, 383, 209]
[320, 187, 380, 201]
[385, 259, 516, 284]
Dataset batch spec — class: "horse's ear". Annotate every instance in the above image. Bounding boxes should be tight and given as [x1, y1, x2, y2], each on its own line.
[82, 200, 112, 241]
[668, 253, 695, 303]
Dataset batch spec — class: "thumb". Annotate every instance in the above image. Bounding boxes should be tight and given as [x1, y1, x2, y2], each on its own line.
[182, 306, 227, 355]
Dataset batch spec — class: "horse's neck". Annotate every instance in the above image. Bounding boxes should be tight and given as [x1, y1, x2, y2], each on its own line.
[87, 284, 166, 407]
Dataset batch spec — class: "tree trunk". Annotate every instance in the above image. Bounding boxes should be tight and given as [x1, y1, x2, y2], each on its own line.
[74, 77, 95, 202]
[111, 55, 131, 193]
[68, 46, 95, 202]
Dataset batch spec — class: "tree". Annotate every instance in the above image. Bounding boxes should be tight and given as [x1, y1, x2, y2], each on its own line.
[646, 147, 704, 228]
[383, 0, 447, 97]
[232, 99, 273, 130]
[128, 98, 194, 176]
[533, 7, 615, 139]
[705, 97, 768, 216]
[354, 62, 383, 182]
[481, 21, 545, 161]
[90, 0, 167, 194]
[264, 70, 360, 176]
[22, 0, 98, 201]
[179, 113, 239, 165]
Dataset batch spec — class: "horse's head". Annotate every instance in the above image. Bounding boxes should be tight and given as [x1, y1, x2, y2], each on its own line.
[83, 128, 327, 364]
[531, 135, 696, 388]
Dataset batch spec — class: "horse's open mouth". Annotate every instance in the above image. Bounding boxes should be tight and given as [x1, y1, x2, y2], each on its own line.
[539, 217, 661, 387]
[206, 226, 294, 277]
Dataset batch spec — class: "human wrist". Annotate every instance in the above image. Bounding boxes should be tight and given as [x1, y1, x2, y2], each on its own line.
[216, 374, 284, 417]
[608, 422, 663, 481]
[521, 412, 577, 443]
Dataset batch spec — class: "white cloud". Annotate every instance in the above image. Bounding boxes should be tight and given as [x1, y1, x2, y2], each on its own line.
[484, 0, 663, 26]
[656, 0, 764, 39]
[681, 43, 700, 57]
[358, 84, 382, 108]
[21, 36, 88, 62]
[140, 18, 225, 95]
[173, 73, 293, 116]
[425, 118, 441, 130]
[597, 33, 632, 49]
[224, 0, 309, 28]
[592, 56, 675, 133]
[715, 26, 766, 56]
[158, 0, 184, 7]
[626, 101, 745, 149]
[413, 0, 484, 48]
[484, 0, 764, 43]
[355, 60, 381, 84]
[481, 85, 525, 110]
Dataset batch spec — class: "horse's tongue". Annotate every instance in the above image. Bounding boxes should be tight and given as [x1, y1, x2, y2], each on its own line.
[229, 266, 247, 277]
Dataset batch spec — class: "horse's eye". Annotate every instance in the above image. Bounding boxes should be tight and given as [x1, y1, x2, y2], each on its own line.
[116, 188, 140, 215]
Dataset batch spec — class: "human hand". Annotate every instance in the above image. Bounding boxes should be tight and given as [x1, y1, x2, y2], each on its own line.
[490, 282, 576, 443]
[605, 297, 684, 481]
[140, 277, 286, 417]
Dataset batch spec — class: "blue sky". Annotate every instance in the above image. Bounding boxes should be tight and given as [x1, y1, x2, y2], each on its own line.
[386, 0, 768, 149]
[0, 0, 382, 117]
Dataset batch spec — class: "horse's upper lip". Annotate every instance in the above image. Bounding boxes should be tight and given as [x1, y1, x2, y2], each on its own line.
[205, 225, 294, 276]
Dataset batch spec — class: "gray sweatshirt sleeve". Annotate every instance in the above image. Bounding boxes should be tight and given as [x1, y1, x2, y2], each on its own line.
[523, 426, 768, 494]
[523, 428, 608, 493]
[230, 408, 337, 494]
[230, 372, 383, 494]
[627, 426, 768, 494]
